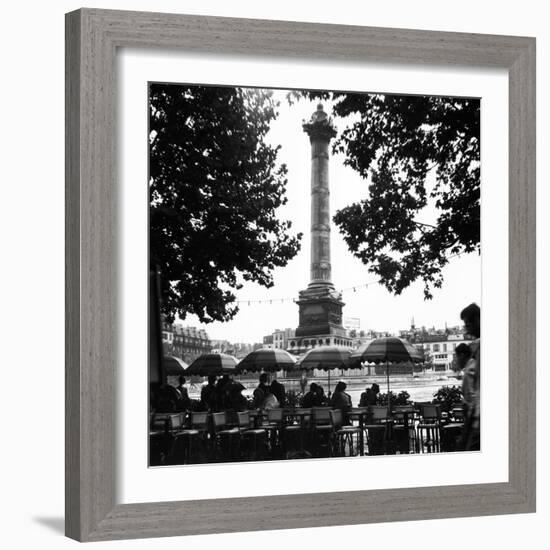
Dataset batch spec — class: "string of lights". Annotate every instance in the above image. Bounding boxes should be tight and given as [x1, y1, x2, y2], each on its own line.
[234, 251, 468, 306]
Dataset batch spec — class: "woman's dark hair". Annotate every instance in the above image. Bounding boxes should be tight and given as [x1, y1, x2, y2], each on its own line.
[455, 343, 472, 357]
[460, 302, 480, 322]
[335, 381, 347, 392]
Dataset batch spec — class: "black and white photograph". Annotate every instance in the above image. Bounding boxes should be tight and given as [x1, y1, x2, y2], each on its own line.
[148, 82, 481, 466]
[1, 0, 543, 546]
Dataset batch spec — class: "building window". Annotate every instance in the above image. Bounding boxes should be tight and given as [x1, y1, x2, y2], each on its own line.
[433, 344, 440, 352]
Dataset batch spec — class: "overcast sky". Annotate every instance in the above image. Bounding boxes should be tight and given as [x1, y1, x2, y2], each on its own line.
[180, 89, 481, 343]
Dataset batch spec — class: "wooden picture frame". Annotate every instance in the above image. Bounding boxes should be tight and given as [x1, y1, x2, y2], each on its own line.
[65, 8, 536, 542]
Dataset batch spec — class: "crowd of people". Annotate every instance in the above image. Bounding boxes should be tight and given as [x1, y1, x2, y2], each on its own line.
[299, 380, 380, 418]
[194, 372, 289, 412]
[152, 301, 481, 453]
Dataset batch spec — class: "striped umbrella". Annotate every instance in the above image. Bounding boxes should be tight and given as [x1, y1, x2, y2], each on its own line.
[162, 355, 189, 376]
[185, 353, 238, 377]
[296, 346, 352, 394]
[236, 348, 297, 374]
[349, 337, 424, 409]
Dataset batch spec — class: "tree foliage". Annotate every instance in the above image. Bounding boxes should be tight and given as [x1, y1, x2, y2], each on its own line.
[292, 91, 480, 298]
[150, 84, 301, 323]
[432, 385, 463, 411]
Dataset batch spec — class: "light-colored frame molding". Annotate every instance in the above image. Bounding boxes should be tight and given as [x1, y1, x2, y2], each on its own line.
[65, 8, 536, 542]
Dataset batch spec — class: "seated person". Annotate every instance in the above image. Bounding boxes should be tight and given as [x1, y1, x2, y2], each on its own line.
[154, 384, 180, 413]
[301, 383, 319, 408]
[330, 381, 352, 413]
[359, 383, 380, 407]
[228, 382, 249, 411]
[214, 374, 233, 411]
[175, 375, 191, 411]
[253, 373, 270, 408]
[200, 375, 217, 410]
[262, 390, 280, 410]
[315, 384, 329, 406]
[270, 378, 286, 406]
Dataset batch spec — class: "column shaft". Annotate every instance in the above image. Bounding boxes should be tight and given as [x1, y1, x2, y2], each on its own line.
[310, 138, 332, 286]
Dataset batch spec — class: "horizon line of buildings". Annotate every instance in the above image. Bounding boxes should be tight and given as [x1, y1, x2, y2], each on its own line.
[161, 316, 473, 371]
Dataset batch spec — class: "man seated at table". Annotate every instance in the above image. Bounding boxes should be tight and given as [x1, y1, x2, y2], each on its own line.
[200, 375, 217, 410]
[301, 383, 319, 408]
[359, 383, 380, 407]
[214, 374, 233, 410]
[228, 381, 249, 412]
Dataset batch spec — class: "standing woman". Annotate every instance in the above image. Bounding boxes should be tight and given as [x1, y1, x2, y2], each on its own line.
[460, 303, 481, 451]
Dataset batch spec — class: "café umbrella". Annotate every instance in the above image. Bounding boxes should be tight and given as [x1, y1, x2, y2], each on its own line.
[349, 337, 424, 408]
[185, 353, 238, 377]
[296, 346, 352, 394]
[162, 355, 189, 377]
[236, 348, 297, 374]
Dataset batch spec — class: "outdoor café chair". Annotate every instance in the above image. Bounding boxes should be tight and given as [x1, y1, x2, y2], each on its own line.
[166, 413, 200, 464]
[188, 411, 210, 460]
[149, 413, 172, 465]
[266, 407, 284, 426]
[347, 407, 369, 456]
[282, 408, 310, 457]
[330, 409, 361, 456]
[249, 409, 266, 429]
[150, 412, 170, 434]
[262, 408, 284, 448]
[236, 410, 253, 431]
[311, 407, 333, 456]
[363, 406, 391, 455]
[451, 406, 465, 422]
[237, 411, 267, 460]
[190, 411, 209, 433]
[392, 405, 416, 454]
[413, 401, 431, 421]
[440, 407, 465, 452]
[417, 404, 442, 453]
[211, 411, 240, 461]
[312, 407, 331, 425]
